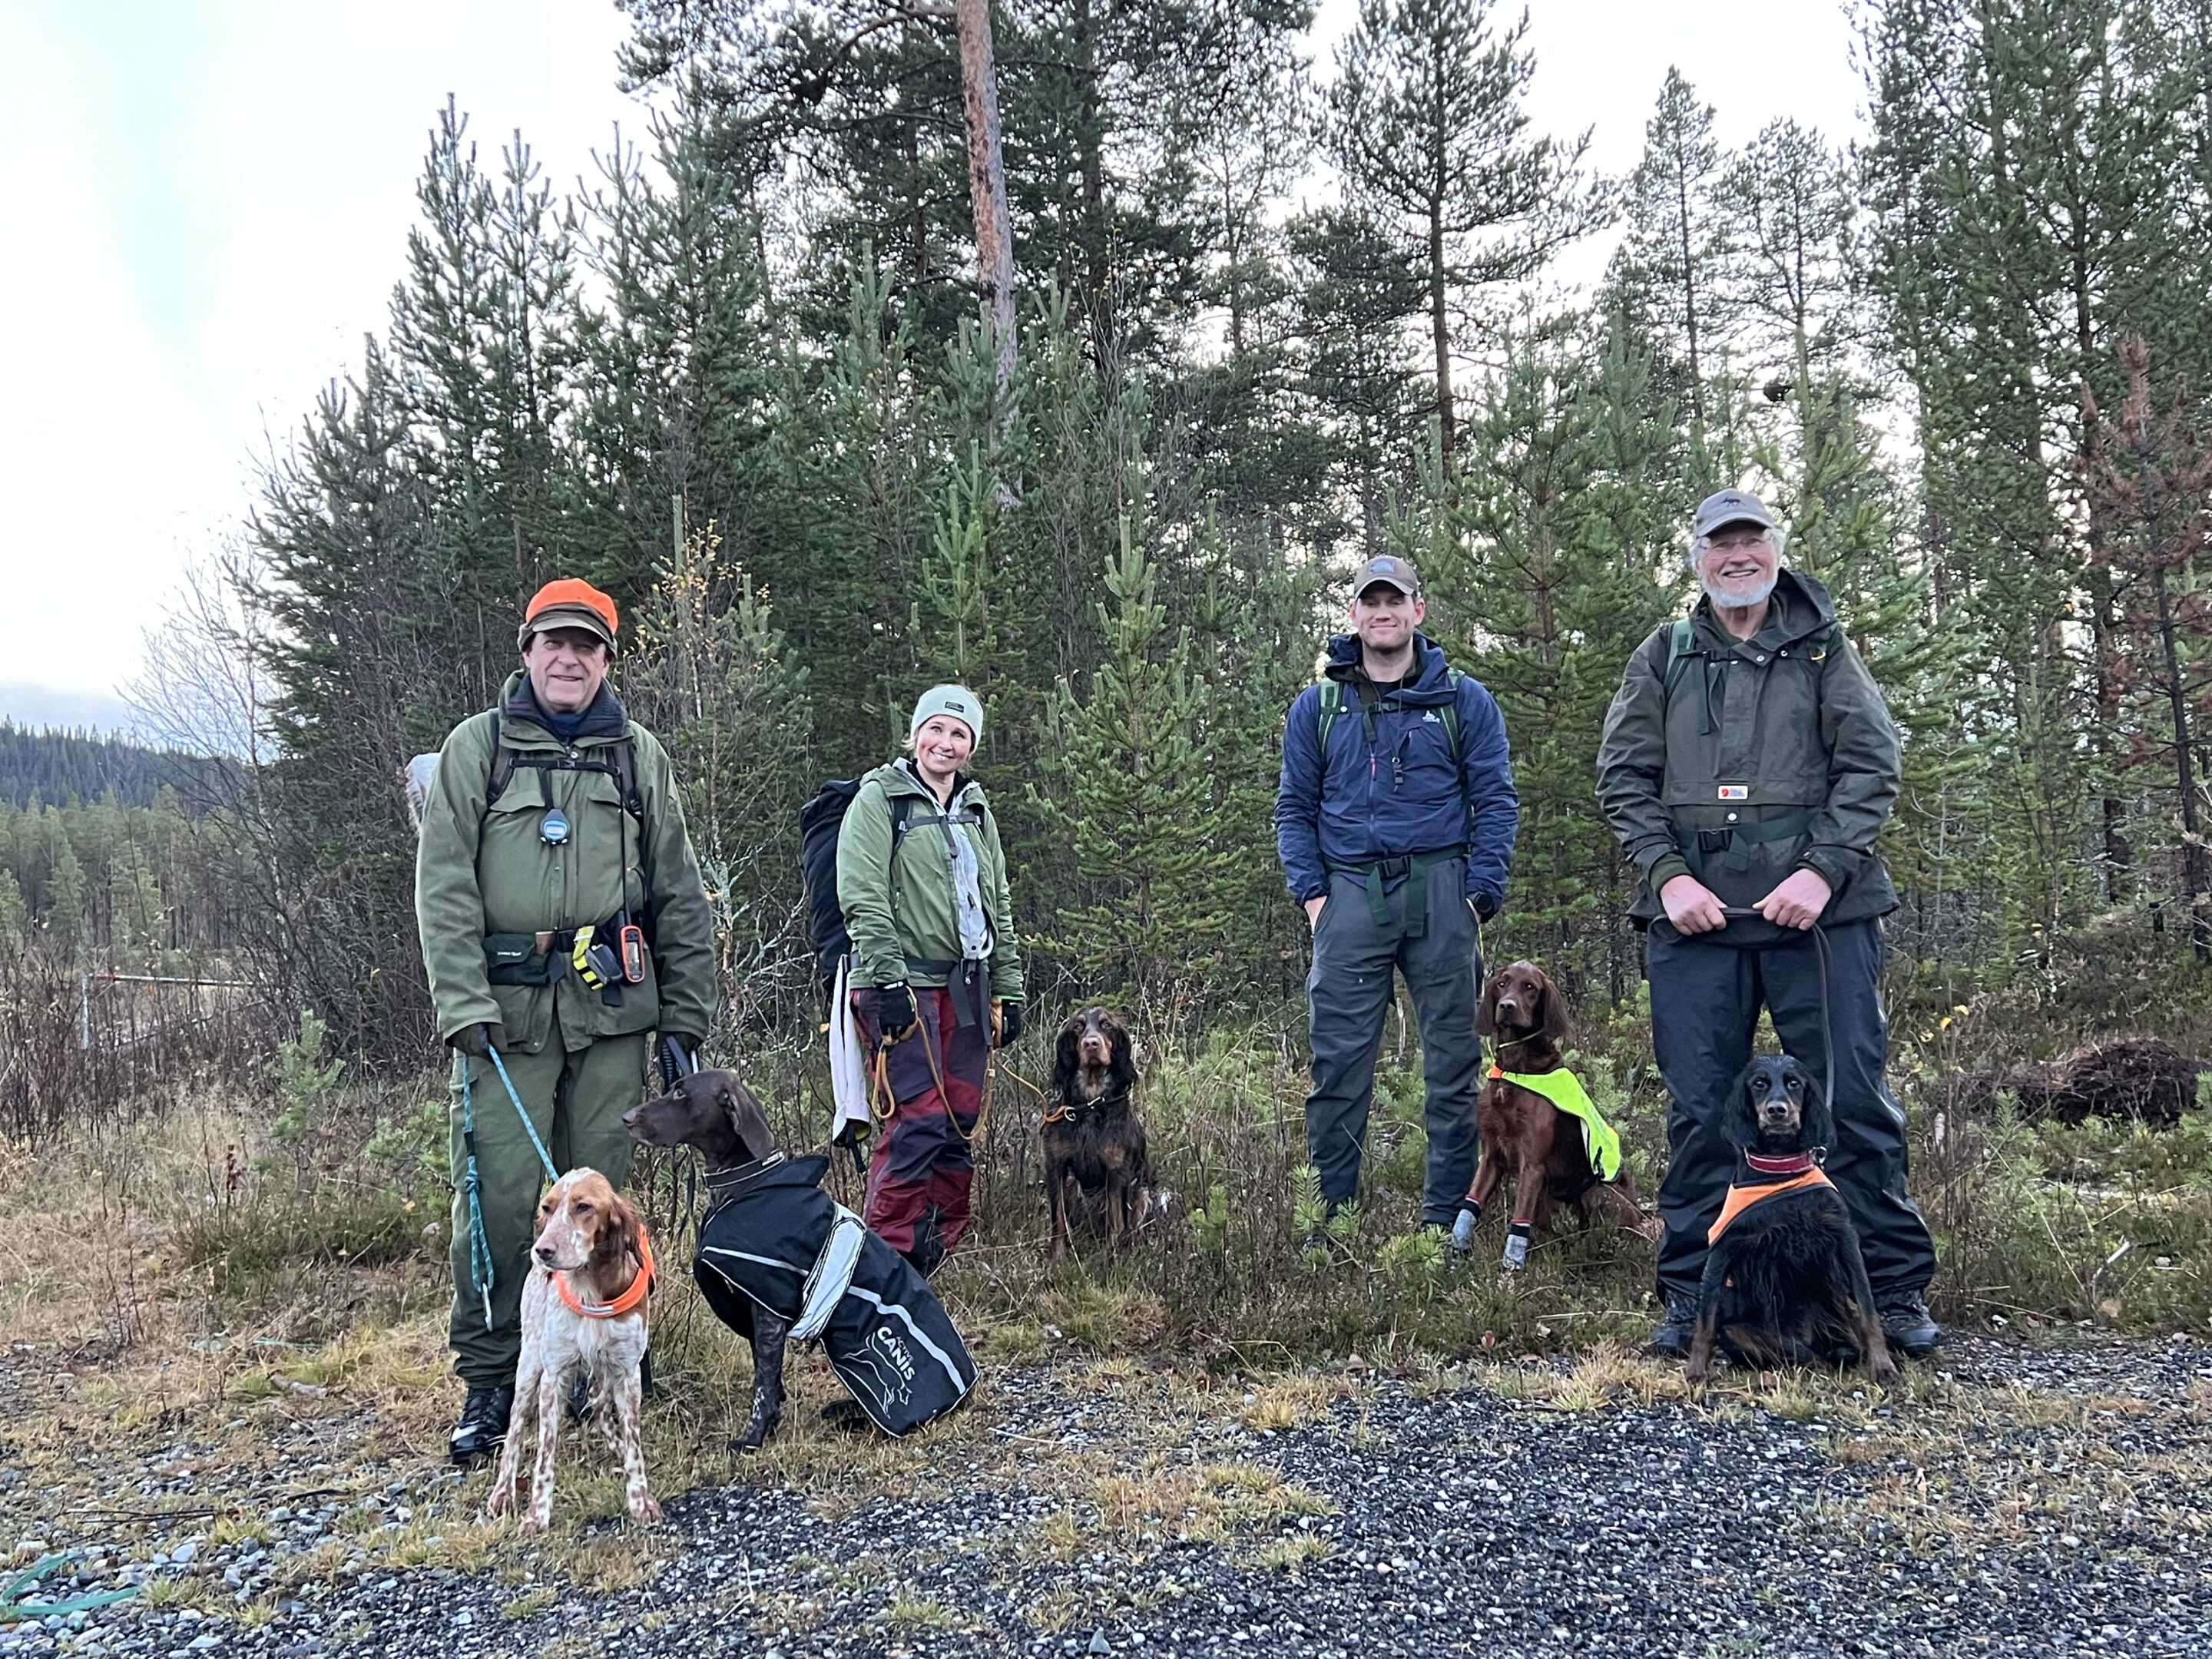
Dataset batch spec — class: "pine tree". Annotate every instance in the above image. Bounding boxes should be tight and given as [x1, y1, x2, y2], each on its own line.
[1324, 0, 1594, 463]
[1029, 516, 1237, 1010]
[1609, 68, 1728, 440]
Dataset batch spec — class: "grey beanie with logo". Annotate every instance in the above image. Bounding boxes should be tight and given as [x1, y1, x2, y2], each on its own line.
[910, 684, 983, 743]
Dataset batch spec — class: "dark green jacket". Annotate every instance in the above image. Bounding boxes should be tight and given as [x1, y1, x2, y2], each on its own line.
[415, 674, 717, 1053]
[835, 760, 1022, 1001]
[1596, 568, 1901, 942]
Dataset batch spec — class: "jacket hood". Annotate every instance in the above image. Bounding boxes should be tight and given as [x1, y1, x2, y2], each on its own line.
[500, 671, 630, 743]
[1321, 631, 1459, 706]
[1690, 567, 1837, 650]
[874, 757, 984, 808]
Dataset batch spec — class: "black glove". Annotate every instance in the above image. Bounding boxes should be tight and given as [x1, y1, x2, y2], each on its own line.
[656, 1033, 702, 1092]
[451, 1022, 506, 1058]
[1469, 892, 1499, 923]
[876, 983, 916, 1041]
[997, 1001, 1024, 1046]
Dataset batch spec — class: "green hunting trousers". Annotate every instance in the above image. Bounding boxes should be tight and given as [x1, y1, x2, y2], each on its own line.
[445, 1033, 648, 1388]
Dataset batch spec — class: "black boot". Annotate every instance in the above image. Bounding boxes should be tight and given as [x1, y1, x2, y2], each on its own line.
[903, 1213, 946, 1280]
[1647, 1291, 1698, 1358]
[450, 1384, 514, 1466]
[1878, 1290, 1942, 1359]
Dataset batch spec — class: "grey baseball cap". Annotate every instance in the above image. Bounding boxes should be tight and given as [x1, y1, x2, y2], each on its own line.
[1691, 489, 1779, 541]
[1354, 555, 1421, 598]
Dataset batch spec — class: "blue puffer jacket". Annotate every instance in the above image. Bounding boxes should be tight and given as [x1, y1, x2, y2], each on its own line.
[1275, 634, 1518, 911]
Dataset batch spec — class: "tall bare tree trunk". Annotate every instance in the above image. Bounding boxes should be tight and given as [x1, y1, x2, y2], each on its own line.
[955, 0, 1017, 399]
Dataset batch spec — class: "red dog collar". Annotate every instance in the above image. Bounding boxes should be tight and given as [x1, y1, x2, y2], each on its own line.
[1745, 1151, 1818, 1175]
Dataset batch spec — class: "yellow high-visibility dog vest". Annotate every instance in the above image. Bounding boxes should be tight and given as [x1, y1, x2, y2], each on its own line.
[1489, 1066, 1624, 1183]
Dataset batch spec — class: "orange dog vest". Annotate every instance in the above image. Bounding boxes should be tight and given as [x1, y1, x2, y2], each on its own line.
[1707, 1168, 1835, 1245]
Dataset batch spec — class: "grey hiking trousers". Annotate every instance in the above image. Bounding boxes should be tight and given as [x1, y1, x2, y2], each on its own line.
[1303, 856, 1484, 1227]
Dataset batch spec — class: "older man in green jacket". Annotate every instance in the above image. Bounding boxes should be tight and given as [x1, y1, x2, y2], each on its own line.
[416, 578, 716, 1463]
[1597, 490, 1938, 1364]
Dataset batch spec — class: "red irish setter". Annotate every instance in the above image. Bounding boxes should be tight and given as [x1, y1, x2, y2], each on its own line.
[1462, 961, 1657, 1270]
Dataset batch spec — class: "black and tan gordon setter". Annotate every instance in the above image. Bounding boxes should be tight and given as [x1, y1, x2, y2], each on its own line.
[1684, 1054, 1899, 1386]
[1462, 962, 1654, 1270]
[1043, 1006, 1155, 1257]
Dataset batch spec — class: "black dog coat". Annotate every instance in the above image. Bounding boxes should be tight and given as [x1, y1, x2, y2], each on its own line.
[693, 1154, 975, 1435]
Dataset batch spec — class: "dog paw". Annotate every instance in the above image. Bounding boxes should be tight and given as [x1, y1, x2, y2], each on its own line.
[518, 1515, 547, 1538]
[1871, 1358, 1902, 1387]
[630, 1495, 664, 1525]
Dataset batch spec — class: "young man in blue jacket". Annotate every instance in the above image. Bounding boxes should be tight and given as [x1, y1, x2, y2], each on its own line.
[1276, 555, 1519, 1240]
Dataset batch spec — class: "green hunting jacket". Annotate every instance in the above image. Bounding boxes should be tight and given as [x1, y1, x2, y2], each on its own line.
[835, 760, 1023, 1001]
[1595, 568, 1901, 945]
[415, 674, 717, 1054]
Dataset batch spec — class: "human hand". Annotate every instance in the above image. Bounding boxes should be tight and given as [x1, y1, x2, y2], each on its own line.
[1756, 868, 1833, 931]
[872, 983, 917, 1041]
[1660, 875, 1729, 935]
[996, 1001, 1024, 1046]
[451, 1022, 507, 1058]
[1303, 896, 1326, 928]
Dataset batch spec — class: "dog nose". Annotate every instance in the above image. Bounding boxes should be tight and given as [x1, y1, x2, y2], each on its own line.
[535, 1243, 559, 1266]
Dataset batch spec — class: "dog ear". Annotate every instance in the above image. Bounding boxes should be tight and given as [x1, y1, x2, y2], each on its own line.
[595, 1188, 644, 1276]
[1796, 1061, 1836, 1148]
[1537, 974, 1574, 1045]
[1109, 1018, 1137, 1096]
[718, 1077, 778, 1162]
[1721, 1060, 1763, 1151]
[1050, 1022, 1079, 1101]
[1475, 972, 1501, 1037]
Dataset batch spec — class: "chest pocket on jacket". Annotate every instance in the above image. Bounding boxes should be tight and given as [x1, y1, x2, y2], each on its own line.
[1387, 708, 1459, 792]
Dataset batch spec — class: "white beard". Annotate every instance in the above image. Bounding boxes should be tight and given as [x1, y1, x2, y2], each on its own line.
[1701, 571, 1777, 611]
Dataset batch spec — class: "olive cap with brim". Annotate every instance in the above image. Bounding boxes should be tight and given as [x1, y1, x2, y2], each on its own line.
[1353, 555, 1420, 598]
[518, 578, 619, 651]
[910, 684, 983, 742]
[1690, 489, 1779, 541]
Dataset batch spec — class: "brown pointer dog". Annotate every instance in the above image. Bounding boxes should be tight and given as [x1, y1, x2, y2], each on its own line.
[1042, 1006, 1155, 1257]
[623, 1074, 792, 1452]
[1463, 961, 1655, 1269]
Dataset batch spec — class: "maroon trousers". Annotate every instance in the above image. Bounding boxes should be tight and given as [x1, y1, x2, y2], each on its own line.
[853, 983, 988, 1267]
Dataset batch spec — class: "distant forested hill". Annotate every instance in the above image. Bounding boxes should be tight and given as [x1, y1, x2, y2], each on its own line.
[0, 723, 234, 812]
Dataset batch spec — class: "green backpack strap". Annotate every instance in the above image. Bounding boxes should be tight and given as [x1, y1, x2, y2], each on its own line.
[1661, 618, 1698, 700]
[1661, 616, 1841, 702]
[1316, 679, 1344, 755]
[1319, 670, 1465, 763]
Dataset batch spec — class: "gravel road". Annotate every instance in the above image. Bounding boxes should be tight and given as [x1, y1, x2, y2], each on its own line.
[6, 1334, 2209, 1659]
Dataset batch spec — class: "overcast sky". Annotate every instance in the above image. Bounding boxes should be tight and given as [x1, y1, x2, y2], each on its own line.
[0, 0, 1866, 718]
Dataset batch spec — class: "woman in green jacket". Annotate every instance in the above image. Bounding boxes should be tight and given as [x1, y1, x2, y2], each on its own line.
[836, 685, 1025, 1274]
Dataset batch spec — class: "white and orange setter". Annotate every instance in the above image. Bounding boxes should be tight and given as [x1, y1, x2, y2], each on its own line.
[485, 1168, 661, 1533]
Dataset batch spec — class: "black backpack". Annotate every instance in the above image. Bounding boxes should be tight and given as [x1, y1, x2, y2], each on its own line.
[800, 780, 922, 986]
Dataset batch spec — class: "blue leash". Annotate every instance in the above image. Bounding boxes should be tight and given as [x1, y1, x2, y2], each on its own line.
[458, 1044, 561, 1330]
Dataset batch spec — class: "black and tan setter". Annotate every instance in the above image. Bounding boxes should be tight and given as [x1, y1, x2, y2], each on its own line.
[1043, 1005, 1154, 1257]
[1684, 1055, 1898, 1386]
[1461, 961, 1654, 1270]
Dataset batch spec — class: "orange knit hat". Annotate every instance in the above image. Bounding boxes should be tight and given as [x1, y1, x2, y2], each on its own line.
[518, 578, 619, 651]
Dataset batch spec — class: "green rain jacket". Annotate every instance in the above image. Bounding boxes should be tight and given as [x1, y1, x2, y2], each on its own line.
[835, 760, 1023, 1000]
[1595, 568, 1902, 948]
[415, 674, 717, 1054]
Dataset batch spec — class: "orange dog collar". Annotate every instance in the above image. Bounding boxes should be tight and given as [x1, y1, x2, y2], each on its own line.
[555, 1224, 654, 1320]
[1707, 1168, 1835, 1245]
